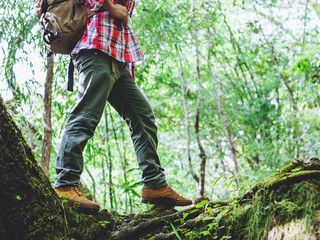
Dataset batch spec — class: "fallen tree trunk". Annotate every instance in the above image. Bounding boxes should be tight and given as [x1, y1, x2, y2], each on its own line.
[1, 95, 320, 240]
[0, 96, 67, 239]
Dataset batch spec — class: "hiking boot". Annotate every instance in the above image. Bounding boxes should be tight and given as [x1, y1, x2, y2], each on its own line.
[141, 185, 193, 206]
[54, 186, 100, 211]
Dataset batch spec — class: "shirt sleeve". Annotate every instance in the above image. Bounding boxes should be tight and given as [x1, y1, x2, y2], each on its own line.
[86, 0, 105, 12]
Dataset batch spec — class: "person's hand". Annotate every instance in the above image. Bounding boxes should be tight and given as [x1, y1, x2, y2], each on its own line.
[109, 4, 129, 26]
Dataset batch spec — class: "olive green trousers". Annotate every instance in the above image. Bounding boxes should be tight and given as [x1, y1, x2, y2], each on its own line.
[54, 49, 167, 189]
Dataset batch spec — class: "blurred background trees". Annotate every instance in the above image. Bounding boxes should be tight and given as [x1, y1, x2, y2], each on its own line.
[1, 0, 320, 213]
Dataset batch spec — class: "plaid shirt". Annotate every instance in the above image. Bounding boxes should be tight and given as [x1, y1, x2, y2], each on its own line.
[71, 0, 143, 76]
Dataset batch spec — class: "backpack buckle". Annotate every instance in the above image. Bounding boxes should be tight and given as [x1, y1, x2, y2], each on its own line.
[43, 29, 60, 44]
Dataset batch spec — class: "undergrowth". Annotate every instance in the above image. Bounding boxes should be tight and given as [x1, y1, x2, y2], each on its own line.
[184, 180, 320, 240]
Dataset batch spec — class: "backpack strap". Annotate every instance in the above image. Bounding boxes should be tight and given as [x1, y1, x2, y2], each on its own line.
[67, 58, 74, 92]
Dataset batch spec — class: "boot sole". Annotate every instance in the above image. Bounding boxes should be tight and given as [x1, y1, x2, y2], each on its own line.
[68, 199, 100, 211]
[141, 197, 193, 206]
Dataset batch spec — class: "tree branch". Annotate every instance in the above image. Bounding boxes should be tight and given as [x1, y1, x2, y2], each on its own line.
[41, 53, 54, 176]
[191, 0, 208, 198]
[176, 44, 200, 184]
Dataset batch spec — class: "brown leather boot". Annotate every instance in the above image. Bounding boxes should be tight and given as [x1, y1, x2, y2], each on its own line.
[54, 186, 100, 211]
[141, 185, 193, 206]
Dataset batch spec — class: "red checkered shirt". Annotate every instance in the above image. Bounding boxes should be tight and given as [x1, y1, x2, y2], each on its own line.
[71, 0, 143, 76]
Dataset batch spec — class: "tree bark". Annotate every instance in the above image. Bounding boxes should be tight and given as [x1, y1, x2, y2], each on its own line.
[85, 167, 97, 201]
[176, 45, 200, 184]
[206, 5, 239, 175]
[41, 53, 54, 176]
[210, 71, 239, 175]
[104, 108, 116, 209]
[191, 0, 208, 198]
[0, 96, 66, 240]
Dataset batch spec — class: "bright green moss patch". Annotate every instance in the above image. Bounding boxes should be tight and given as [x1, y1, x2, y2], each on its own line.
[179, 159, 320, 240]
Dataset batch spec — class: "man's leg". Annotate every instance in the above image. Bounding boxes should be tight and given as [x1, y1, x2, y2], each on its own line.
[107, 62, 167, 189]
[54, 50, 119, 210]
[55, 50, 117, 187]
[108, 62, 193, 206]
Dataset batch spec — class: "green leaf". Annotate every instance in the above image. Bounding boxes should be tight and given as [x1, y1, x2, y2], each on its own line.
[211, 176, 222, 188]
[202, 216, 215, 221]
[216, 209, 229, 222]
[195, 200, 209, 208]
[181, 212, 190, 222]
[169, 221, 181, 240]
[201, 230, 211, 236]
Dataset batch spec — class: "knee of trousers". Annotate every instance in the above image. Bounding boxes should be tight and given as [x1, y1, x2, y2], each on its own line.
[129, 120, 159, 155]
[127, 114, 158, 137]
[65, 110, 101, 137]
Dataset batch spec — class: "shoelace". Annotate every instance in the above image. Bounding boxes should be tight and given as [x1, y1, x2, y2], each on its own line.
[167, 185, 183, 199]
[73, 186, 87, 199]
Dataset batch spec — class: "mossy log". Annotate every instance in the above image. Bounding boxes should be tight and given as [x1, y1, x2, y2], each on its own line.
[0, 96, 67, 239]
[2, 95, 320, 240]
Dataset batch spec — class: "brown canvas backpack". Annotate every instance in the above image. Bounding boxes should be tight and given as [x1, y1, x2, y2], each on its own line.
[34, 0, 95, 55]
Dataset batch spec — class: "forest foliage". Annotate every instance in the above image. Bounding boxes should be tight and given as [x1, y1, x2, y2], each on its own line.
[2, 93, 320, 240]
[1, 0, 320, 214]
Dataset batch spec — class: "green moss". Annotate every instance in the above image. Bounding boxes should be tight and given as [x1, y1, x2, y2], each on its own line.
[182, 160, 320, 240]
[279, 158, 304, 174]
[0, 98, 67, 239]
[56, 160, 320, 239]
[135, 204, 176, 221]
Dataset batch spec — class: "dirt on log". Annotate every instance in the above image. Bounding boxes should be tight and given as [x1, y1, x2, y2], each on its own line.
[1, 95, 320, 240]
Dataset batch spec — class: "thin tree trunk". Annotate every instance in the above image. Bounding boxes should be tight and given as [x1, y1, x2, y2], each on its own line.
[191, 0, 208, 198]
[41, 53, 54, 176]
[216, 140, 228, 175]
[101, 150, 107, 208]
[253, 6, 298, 111]
[253, 4, 299, 159]
[269, 48, 298, 110]
[85, 167, 96, 201]
[206, 6, 239, 175]
[104, 108, 115, 209]
[176, 45, 200, 184]
[209, 68, 239, 175]
[109, 109, 128, 211]
[120, 122, 131, 212]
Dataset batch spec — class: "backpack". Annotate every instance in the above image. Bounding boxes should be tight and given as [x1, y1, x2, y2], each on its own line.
[34, 0, 95, 55]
